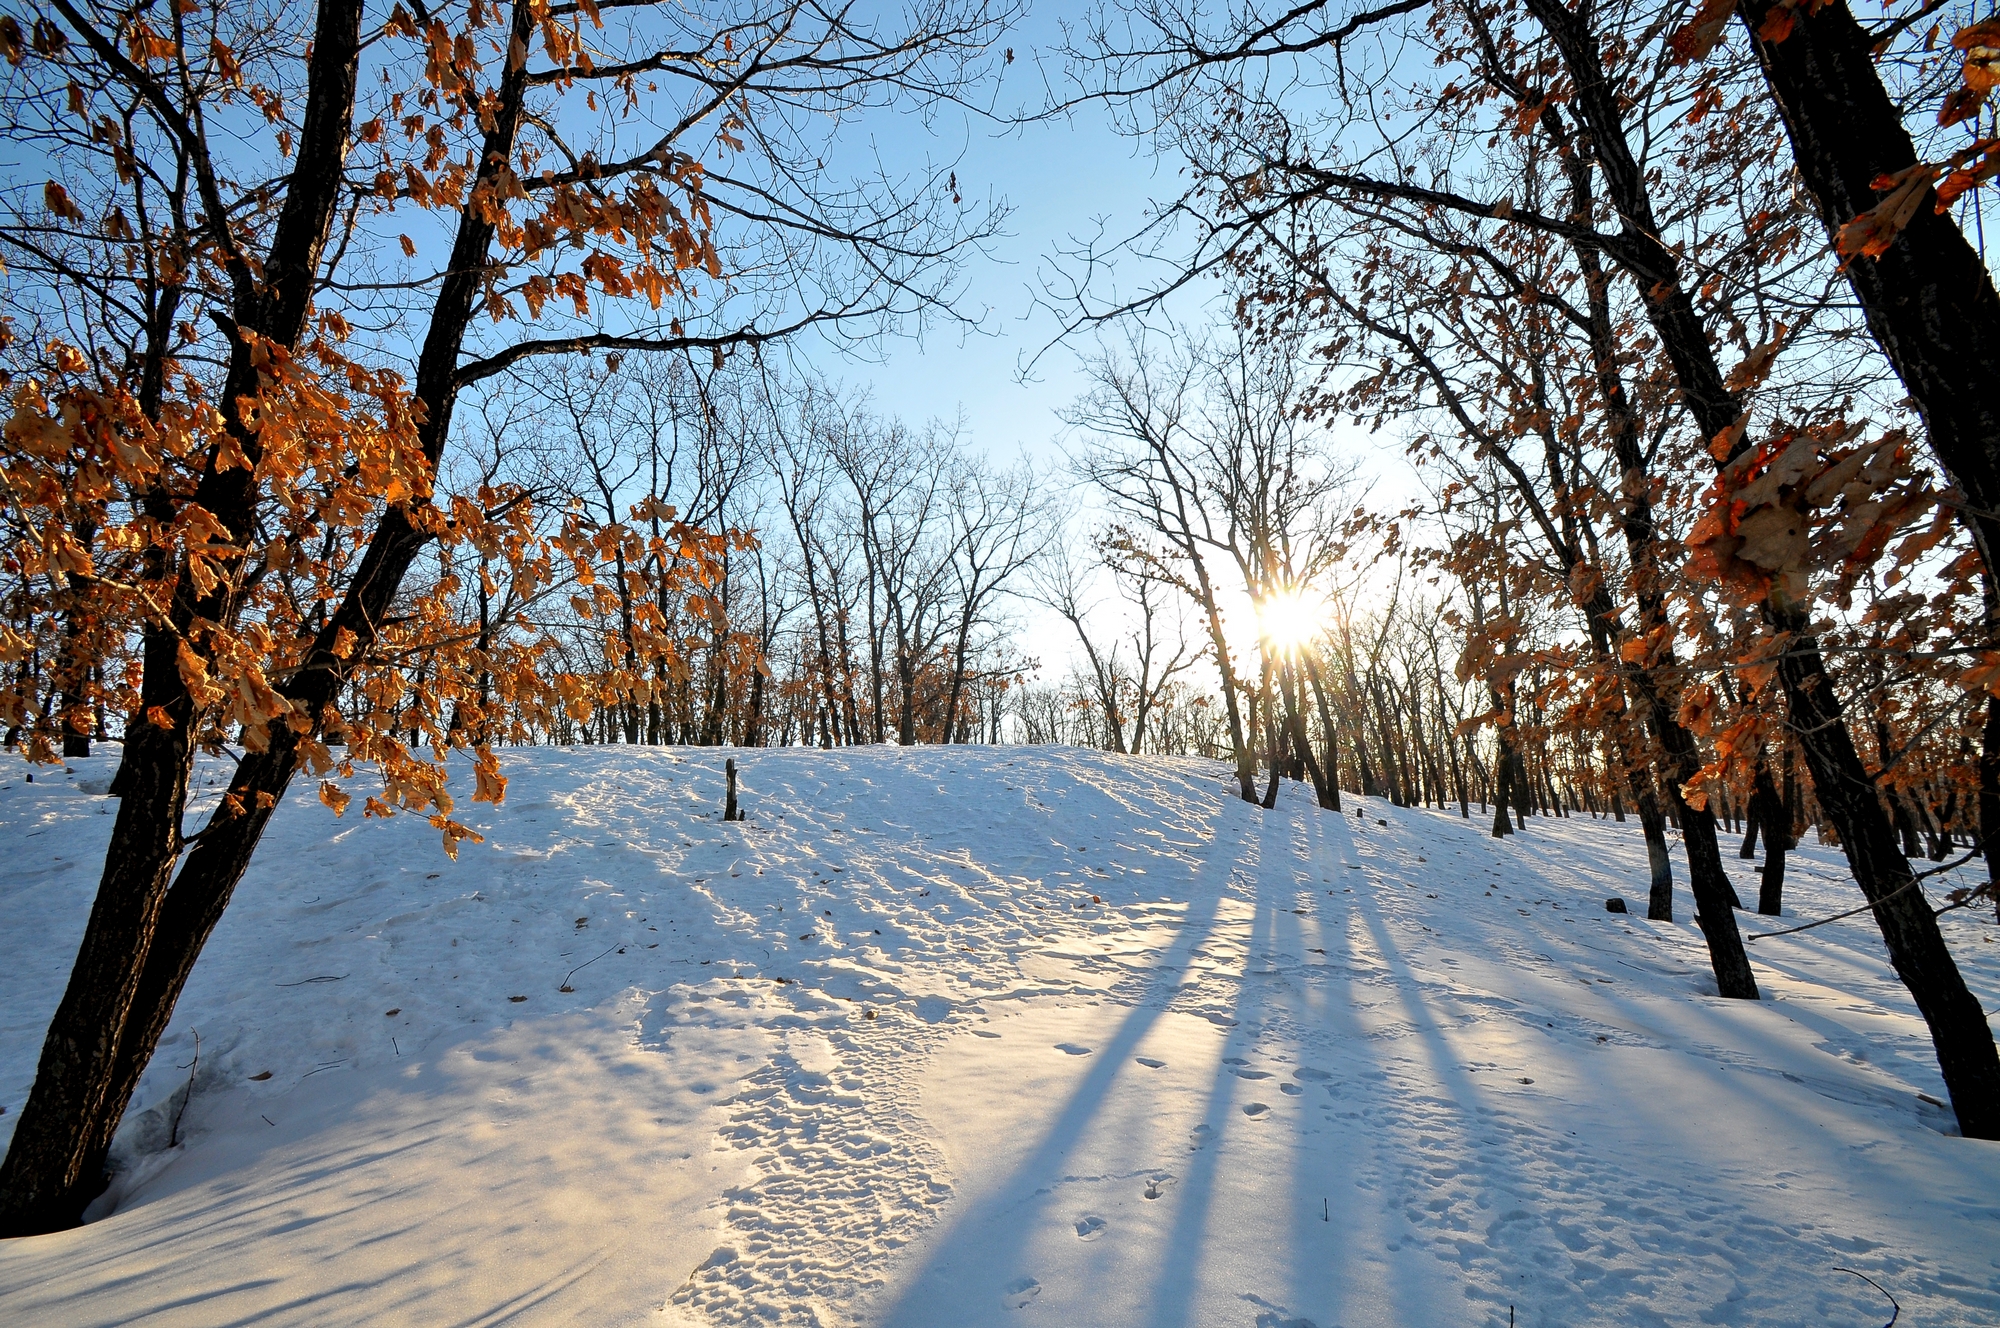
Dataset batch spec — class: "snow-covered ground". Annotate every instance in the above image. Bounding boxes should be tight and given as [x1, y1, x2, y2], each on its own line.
[0, 745, 1997, 1326]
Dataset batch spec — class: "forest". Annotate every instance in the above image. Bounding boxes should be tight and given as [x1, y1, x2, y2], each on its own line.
[0, 0, 1998, 1305]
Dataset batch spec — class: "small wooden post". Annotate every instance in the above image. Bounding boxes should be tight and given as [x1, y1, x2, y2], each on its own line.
[724, 758, 740, 822]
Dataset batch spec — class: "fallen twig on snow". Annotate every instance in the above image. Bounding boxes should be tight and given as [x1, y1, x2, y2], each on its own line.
[1832, 1266, 1899, 1326]
[168, 1031, 199, 1148]
[560, 943, 621, 992]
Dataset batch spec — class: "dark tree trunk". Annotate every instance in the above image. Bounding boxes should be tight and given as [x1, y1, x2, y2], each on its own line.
[1740, 1, 2000, 1050]
[1649, 748, 1756, 994]
[744, 665, 767, 750]
[1280, 664, 1334, 809]
[1752, 760, 1789, 917]
[1303, 654, 1343, 812]
[1773, 610, 2000, 1137]
[1510, 747, 1533, 827]
[1757, 840, 1787, 919]
[1491, 698, 1517, 838]
[0, 712, 191, 1233]
[1736, 0, 2000, 576]
[59, 589, 91, 757]
[1983, 696, 2000, 922]
[71, 0, 538, 1184]
[1895, 794, 1924, 863]
[1639, 782, 1674, 922]
[1259, 683, 1283, 809]
[0, 0, 369, 1238]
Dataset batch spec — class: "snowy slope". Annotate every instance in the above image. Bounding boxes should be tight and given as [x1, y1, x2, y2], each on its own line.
[0, 745, 1996, 1327]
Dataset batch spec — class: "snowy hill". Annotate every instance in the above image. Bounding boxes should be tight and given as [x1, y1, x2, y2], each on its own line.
[1, 746, 1997, 1326]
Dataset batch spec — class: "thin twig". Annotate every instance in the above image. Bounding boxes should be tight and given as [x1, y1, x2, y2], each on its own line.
[1933, 887, 1995, 918]
[1746, 876, 1926, 942]
[1748, 840, 1987, 941]
[1911, 845, 1985, 882]
[1832, 1266, 1900, 1327]
[168, 1030, 199, 1149]
[560, 943, 621, 990]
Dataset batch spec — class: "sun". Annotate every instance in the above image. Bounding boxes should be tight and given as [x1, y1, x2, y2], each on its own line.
[1256, 587, 1327, 653]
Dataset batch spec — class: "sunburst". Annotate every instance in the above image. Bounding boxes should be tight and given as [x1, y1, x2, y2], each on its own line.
[1256, 587, 1326, 653]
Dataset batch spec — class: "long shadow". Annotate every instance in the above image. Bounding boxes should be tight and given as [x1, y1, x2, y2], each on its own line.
[1404, 801, 1966, 1119]
[1146, 790, 1483, 1327]
[1270, 796, 1477, 1328]
[1341, 829, 1656, 1328]
[874, 788, 1282, 1326]
[1330, 802, 1992, 1326]
[1139, 798, 1308, 1328]
[883, 783, 1386, 1328]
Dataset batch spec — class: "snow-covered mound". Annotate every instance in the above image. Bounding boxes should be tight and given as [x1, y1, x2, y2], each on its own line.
[0, 746, 1996, 1326]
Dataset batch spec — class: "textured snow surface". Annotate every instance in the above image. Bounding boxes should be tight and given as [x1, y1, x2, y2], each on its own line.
[0, 744, 1997, 1326]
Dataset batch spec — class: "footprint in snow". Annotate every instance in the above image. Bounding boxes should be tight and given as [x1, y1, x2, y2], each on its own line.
[1002, 1277, 1041, 1309]
[1233, 1068, 1272, 1080]
[1188, 1123, 1212, 1151]
[1054, 1043, 1092, 1056]
[1279, 1083, 1303, 1096]
[972, 1029, 1002, 1039]
[1074, 1215, 1107, 1240]
[1135, 1056, 1165, 1068]
[1242, 1102, 1270, 1117]
[1292, 1067, 1333, 1082]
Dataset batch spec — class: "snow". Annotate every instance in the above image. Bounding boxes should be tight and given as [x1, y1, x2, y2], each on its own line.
[1, 745, 1997, 1326]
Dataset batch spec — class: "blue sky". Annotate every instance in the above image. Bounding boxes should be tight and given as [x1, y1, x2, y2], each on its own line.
[789, 7, 1206, 469]
[784, 6, 1420, 676]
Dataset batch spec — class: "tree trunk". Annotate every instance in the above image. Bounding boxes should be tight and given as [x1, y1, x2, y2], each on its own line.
[1774, 608, 2000, 1137]
[1280, 663, 1334, 809]
[1509, 745, 1533, 829]
[1638, 781, 1674, 922]
[1752, 759, 1788, 916]
[1491, 693, 1517, 838]
[1303, 654, 1343, 811]
[0, 713, 191, 1233]
[1984, 696, 2000, 922]
[0, 0, 369, 1237]
[1258, 668, 1282, 809]
[1736, 0, 2000, 577]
